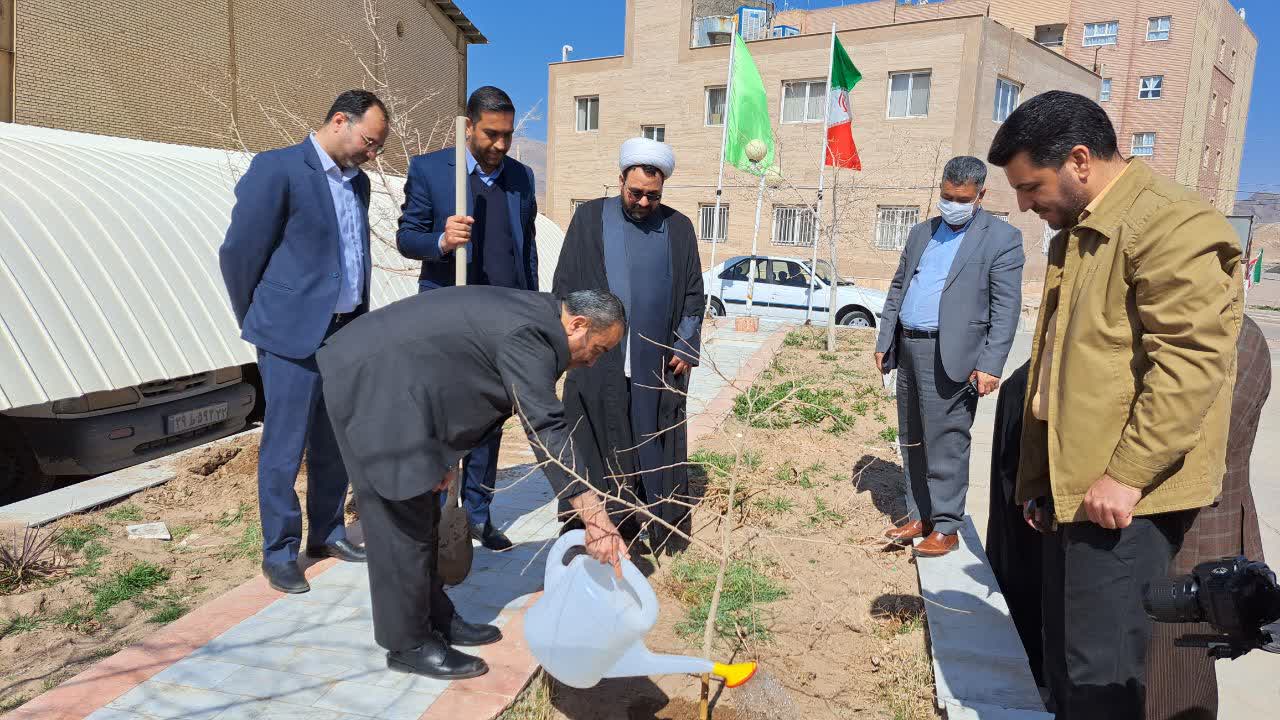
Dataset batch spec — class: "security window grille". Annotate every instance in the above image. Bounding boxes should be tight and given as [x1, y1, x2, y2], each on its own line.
[1139, 75, 1163, 100]
[698, 204, 729, 243]
[875, 206, 918, 251]
[1147, 16, 1171, 41]
[1100, 78, 1112, 102]
[994, 78, 1022, 122]
[1131, 132, 1156, 157]
[772, 206, 818, 247]
[706, 86, 727, 126]
[1042, 223, 1058, 255]
[782, 80, 826, 123]
[641, 125, 665, 142]
[1084, 21, 1119, 47]
[576, 97, 599, 131]
[570, 199, 590, 215]
[888, 71, 931, 118]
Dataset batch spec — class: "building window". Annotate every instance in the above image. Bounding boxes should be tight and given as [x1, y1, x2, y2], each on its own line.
[772, 206, 818, 247]
[705, 86, 727, 126]
[993, 78, 1022, 122]
[1034, 24, 1065, 48]
[1042, 223, 1058, 255]
[1100, 78, 1112, 102]
[1210, 92, 1218, 118]
[1215, 150, 1223, 173]
[698, 204, 729, 243]
[1219, 39, 1226, 62]
[1203, 144, 1211, 168]
[888, 71, 931, 119]
[1131, 132, 1156, 157]
[570, 199, 590, 216]
[575, 96, 599, 132]
[1231, 50, 1237, 71]
[989, 211, 1010, 221]
[1139, 75, 1163, 100]
[642, 125, 665, 142]
[1083, 21, 1119, 47]
[874, 206, 919, 251]
[1222, 100, 1230, 124]
[782, 80, 826, 124]
[1146, 16, 1171, 41]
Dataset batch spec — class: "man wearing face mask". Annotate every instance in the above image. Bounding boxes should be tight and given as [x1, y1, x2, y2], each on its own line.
[875, 155, 1025, 558]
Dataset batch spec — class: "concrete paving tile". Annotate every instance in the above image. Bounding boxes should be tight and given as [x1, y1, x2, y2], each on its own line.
[86, 710, 161, 720]
[310, 562, 369, 587]
[254, 600, 360, 624]
[211, 698, 349, 720]
[149, 657, 244, 690]
[270, 585, 362, 607]
[213, 666, 336, 706]
[312, 681, 441, 720]
[107, 681, 247, 720]
[277, 622, 381, 655]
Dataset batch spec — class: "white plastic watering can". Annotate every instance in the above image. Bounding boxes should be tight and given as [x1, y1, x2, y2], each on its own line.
[524, 529, 756, 689]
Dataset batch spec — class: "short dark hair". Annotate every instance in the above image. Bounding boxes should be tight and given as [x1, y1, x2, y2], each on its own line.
[324, 90, 387, 124]
[466, 86, 515, 121]
[563, 289, 627, 331]
[987, 90, 1118, 168]
[622, 164, 664, 181]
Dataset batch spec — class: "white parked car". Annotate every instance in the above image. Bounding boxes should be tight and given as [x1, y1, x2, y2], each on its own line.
[702, 255, 887, 327]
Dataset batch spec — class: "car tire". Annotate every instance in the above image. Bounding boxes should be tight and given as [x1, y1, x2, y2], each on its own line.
[839, 309, 874, 328]
[709, 297, 726, 317]
[0, 420, 54, 505]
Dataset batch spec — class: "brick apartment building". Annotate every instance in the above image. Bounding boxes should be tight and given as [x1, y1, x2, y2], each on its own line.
[0, 0, 483, 157]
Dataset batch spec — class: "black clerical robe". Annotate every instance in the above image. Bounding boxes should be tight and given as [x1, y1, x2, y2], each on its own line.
[553, 197, 705, 551]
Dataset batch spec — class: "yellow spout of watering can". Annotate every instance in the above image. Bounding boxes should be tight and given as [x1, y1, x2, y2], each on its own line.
[712, 661, 758, 688]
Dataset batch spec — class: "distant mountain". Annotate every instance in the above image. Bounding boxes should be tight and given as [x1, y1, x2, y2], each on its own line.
[511, 137, 547, 208]
[1235, 192, 1280, 224]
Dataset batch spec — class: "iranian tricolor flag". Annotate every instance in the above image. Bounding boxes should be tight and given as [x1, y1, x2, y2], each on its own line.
[824, 35, 863, 170]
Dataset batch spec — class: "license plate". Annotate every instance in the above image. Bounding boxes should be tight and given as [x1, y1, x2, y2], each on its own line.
[166, 402, 229, 434]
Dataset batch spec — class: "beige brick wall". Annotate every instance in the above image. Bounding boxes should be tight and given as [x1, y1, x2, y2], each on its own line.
[548, 1, 1097, 291]
[12, 0, 466, 158]
[1, 0, 14, 123]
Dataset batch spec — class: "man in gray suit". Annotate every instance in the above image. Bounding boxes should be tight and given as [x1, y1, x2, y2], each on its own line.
[875, 156, 1025, 557]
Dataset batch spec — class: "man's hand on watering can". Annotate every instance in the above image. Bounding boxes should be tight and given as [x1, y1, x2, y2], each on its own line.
[570, 492, 629, 578]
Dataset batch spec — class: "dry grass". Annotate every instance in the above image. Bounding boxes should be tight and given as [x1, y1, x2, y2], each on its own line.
[497, 671, 555, 720]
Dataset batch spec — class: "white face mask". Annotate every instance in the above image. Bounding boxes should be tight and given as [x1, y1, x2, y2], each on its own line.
[938, 199, 977, 226]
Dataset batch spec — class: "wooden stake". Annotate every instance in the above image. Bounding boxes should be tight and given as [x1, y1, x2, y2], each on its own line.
[699, 675, 710, 719]
[455, 116, 467, 288]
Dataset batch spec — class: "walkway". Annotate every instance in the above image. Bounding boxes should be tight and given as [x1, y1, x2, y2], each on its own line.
[7, 320, 791, 720]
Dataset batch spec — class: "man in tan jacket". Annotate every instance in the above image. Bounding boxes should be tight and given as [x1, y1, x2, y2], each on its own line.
[988, 91, 1242, 719]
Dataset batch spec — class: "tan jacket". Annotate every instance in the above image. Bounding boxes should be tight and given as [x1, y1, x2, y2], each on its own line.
[1016, 160, 1243, 523]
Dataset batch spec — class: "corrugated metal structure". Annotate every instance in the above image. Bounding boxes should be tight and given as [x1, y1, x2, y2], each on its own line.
[0, 124, 566, 412]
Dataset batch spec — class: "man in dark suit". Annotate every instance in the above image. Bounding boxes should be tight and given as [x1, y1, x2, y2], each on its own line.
[317, 286, 629, 679]
[396, 85, 538, 551]
[219, 90, 387, 594]
[875, 156, 1025, 557]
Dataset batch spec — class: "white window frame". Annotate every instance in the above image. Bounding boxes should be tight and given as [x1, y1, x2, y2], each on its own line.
[1100, 78, 1112, 102]
[887, 70, 932, 119]
[993, 77, 1022, 123]
[781, 79, 827, 124]
[1131, 132, 1156, 157]
[698, 204, 729, 243]
[874, 206, 919, 251]
[1139, 75, 1163, 100]
[575, 96, 599, 132]
[1083, 21, 1119, 47]
[1146, 16, 1171, 42]
[570, 199, 590, 216]
[641, 124, 665, 142]
[1042, 223, 1057, 255]
[771, 205, 818, 247]
[705, 86, 727, 127]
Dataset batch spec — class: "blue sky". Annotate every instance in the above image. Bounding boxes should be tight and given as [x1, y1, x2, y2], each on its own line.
[462, 0, 1274, 199]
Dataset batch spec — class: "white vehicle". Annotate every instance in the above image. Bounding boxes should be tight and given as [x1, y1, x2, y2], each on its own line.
[702, 255, 887, 327]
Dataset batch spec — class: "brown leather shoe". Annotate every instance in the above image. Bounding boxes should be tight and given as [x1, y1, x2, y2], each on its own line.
[883, 519, 927, 544]
[913, 531, 959, 557]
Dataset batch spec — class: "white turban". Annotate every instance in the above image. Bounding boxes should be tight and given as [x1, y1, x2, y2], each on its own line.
[618, 137, 675, 179]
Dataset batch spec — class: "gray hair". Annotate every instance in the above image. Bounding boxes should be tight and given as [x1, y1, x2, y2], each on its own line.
[942, 156, 987, 189]
[563, 289, 627, 331]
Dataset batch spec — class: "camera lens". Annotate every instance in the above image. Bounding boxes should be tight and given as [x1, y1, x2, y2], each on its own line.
[1145, 574, 1203, 623]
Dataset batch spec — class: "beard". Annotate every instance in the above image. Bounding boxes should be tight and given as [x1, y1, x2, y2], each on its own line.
[1045, 179, 1092, 230]
[622, 202, 652, 222]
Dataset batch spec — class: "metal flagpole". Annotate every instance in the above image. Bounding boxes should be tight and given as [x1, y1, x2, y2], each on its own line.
[805, 23, 838, 325]
[705, 23, 737, 316]
[744, 171, 767, 312]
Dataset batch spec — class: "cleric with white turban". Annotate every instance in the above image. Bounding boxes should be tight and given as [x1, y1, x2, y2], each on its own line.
[552, 137, 705, 552]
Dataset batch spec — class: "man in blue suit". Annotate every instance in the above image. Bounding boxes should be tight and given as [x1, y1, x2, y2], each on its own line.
[396, 86, 538, 552]
[220, 90, 388, 593]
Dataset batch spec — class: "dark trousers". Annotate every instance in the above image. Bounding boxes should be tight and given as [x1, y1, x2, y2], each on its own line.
[1042, 511, 1192, 719]
[353, 485, 456, 652]
[256, 339, 349, 565]
[896, 334, 978, 535]
[460, 427, 502, 527]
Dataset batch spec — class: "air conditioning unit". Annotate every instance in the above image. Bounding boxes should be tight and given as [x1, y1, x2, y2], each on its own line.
[738, 6, 768, 41]
[771, 25, 800, 38]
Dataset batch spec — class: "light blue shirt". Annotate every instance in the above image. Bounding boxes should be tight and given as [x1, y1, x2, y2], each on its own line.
[465, 148, 503, 187]
[898, 218, 971, 331]
[309, 133, 364, 314]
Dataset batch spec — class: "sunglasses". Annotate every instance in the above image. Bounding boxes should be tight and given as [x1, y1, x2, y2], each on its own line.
[625, 187, 662, 203]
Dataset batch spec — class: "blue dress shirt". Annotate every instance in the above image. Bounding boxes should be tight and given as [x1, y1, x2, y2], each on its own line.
[898, 218, 972, 331]
[308, 134, 364, 314]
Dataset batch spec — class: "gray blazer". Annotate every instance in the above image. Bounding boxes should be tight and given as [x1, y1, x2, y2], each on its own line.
[875, 209, 1025, 383]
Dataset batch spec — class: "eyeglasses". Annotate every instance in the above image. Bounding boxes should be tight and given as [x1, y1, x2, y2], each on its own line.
[625, 187, 662, 203]
[345, 114, 385, 156]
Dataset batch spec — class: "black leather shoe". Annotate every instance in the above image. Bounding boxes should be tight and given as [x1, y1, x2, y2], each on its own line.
[445, 615, 502, 647]
[387, 633, 488, 679]
[306, 539, 367, 563]
[470, 522, 513, 552]
[262, 561, 309, 594]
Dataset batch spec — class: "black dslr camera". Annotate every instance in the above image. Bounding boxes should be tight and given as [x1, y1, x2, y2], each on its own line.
[1144, 556, 1280, 659]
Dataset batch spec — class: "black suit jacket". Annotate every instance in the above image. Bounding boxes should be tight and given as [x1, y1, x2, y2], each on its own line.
[316, 286, 587, 502]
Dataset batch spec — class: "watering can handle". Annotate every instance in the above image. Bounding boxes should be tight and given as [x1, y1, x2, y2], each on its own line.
[544, 529, 586, 589]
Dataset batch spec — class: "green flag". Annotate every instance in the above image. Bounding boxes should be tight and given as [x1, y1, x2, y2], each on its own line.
[724, 34, 775, 175]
